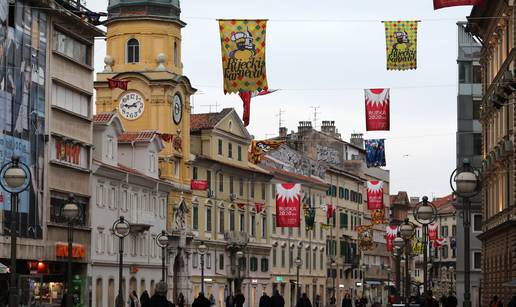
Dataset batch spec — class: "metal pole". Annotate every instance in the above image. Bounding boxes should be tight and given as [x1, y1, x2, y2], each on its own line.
[67, 222, 74, 307]
[297, 265, 300, 302]
[405, 243, 410, 307]
[396, 253, 401, 298]
[463, 198, 471, 307]
[332, 268, 335, 302]
[201, 254, 205, 294]
[423, 224, 428, 295]
[162, 246, 166, 282]
[116, 237, 124, 307]
[8, 193, 18, 307]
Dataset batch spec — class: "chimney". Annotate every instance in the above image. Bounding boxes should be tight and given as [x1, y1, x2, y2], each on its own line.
[297, 121, 312, 134]
[321, 120, 336, 134]
[350, 133, 364, 148]
[279, 127, 288, 138]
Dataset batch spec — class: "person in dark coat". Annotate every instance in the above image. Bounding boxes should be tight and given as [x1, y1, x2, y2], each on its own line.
[177, 293, 186, 307]
[140, 290, 151, 307]
[259, 292, 272, 307]
[150, 282, 174, 307]
[314, 295, 321, 307]
[234, 291, 245, 307]
[225, 293, 234, 307]
[271, 290, 285, 307]
[444, 292, 458, 307]
[341, 294, 352, 307]
[295, 293, 312, 307]
[193, 293, 211, 307]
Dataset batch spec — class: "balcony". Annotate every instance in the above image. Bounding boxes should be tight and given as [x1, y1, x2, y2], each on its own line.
[224, 231, 250, 248]
[128, 212, 154, 233]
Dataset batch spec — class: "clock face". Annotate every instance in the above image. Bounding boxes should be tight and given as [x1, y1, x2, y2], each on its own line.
[172, 94, 182, 124]
[119, 92, 144, 120]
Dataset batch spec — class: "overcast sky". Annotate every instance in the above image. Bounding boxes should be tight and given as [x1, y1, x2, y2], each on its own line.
[88, 0, 471, 199]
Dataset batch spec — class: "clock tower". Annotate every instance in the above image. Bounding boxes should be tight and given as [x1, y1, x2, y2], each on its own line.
[94, 0, 196, 296]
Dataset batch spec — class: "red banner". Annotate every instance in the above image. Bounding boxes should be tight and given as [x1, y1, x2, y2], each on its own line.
[276, 183, 301, 227]
[428, 223, 438, 241]
[365, 88, 390, 131]
[433, 237, 446, 248]
[255, 203, 264, 214]
[191, 180, 209, 191]
[56, 243, 86, 258]
[367, 181, 384, 210]
[326, 204, 335, 220]
[434, 0, 481, 10]
[107, 78, 130, 90]
[386, 225, 398, 252]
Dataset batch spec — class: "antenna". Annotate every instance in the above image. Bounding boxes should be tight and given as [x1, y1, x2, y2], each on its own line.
[276, 109, 285, 129]
[200, 101, 220, 113]
[310, 106, 320, 129]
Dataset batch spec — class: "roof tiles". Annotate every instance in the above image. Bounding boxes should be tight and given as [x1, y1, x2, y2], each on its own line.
[118, 130, 158, 143]
[190, 108, 233, 132]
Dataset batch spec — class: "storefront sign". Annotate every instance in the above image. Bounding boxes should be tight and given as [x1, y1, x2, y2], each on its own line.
[251, 279, 258, 284]
[55, 242, 86, 258]
[275, 276, 284, 282]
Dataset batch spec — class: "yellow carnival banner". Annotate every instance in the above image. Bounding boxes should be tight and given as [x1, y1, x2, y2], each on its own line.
[384, 20, 419, 70]
[219, 19, 268, 94]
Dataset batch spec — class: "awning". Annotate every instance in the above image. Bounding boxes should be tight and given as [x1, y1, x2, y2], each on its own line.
[56, 242, 86, 258]
[502, 280, 516, 287]
[0, 263, 9, 274]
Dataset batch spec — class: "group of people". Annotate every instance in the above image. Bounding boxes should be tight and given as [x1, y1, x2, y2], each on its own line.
[489, 295, 516, 307]
[125, 282, 185, 307]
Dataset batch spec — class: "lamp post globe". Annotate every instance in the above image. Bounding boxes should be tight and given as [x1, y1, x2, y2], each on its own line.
[415, 200, 436, 223]
[394, 237, 405, 249]
[198, 243, 207, 255]
[455, 171, 478, 195]
[156, 232, 169, 248]
[62, 195, 80, 221]
[4, 164, 27, 189]
[295, 257, 302, 268]
[400, 220, 415, 240]
[114, 218, 130, 238]
[236, 250, 244, 259]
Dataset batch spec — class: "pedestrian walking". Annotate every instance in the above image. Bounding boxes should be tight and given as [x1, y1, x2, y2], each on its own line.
[490, 296, 504, 307]
[209, 293, 216, 307]
[193, 293, 211, 307]
[271, 290, 285, 307]
[150, 282, 174, 307]
[259, 292, 272, 307]
[314, 294, 321, 307]
[341, 294, 352, 307]
[177, 293, 186, 307]
[128, 290, 141, 307]
[234, 291, 245, 307]
[508, 296, 516, 307]
[444, 292, 457, 307]
[295, 293, 312, 307]
[225, 293, 234, 307]
[140, 290, 151, 307]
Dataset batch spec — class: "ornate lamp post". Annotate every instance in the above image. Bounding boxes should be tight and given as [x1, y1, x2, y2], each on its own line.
[330, 260, 337, 304]
[236, 250, 244, 292]
[113, 216, 131, 307]
[427, 263, 433, 290]
[361, 263, 368, 298]
[156, 231, 170, 282]
[295, 256, 302, 302]
[62, 194, 80, 307]
[450, 159, 480, 307]
[413, 196, 438, 294]
[393, 236, 405, 298]
[0, 156, 31, 307]
[198, 242, 208, 294]
[400, 219, 415, 307]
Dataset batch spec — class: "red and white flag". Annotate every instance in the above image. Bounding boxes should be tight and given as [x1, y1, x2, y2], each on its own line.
[365, 88, 390, 131]
[434, 0, 482, 10]
[239, 89, 279, 127]
[386, 225, 398, 252]
[326, 204, 335, 220]
[367, 181, 384, 210]
[428, 223, 438, 241]
[433, 237, 447, 248]
[276, 183, 301, 227]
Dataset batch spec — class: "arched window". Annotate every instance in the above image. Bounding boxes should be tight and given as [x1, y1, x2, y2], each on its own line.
[174, 41, 178, 66]
[96, 278, 103, 307]
[127, 38, 140, 63]
[108, 279, 115, 307]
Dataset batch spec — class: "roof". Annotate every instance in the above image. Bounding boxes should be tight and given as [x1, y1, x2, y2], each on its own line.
[262, 164, 328, 187]
[190, 108, 233, 132]
[118, 130, 159, 143]
[93, 112, 116, 125]
[194, 155, 271, 176]
[390, 192, 410, 206]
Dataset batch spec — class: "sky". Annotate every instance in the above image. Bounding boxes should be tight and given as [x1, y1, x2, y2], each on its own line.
[88, 0, 472, 199]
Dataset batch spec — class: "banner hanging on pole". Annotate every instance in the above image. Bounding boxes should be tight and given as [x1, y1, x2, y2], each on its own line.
[434, 0, 482, 10]
[384, 20, 419, 70]
[386, 225, 398, 252]
[367, 181, 384, 210]
[365, 139, 386, 168]
[276, 183, 301, 227]
[428, 223, 438, 241]
[365, 88, 390, 131]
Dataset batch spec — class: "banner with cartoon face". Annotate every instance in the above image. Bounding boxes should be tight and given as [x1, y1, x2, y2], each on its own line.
[219, 19, 268, 94]
[384, 21, 419, 70]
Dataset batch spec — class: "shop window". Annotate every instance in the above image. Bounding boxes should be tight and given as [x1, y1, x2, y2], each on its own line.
[127, 38, 140, 63]
[53, 30, 90, 65]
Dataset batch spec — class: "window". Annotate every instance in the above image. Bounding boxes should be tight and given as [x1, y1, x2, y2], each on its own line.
[192, 167, 198, 180]
[219, 208, 225, 234]
[251, 214, 256, 237]
[261, 258, 269, 272]
[192, 203, 199, 230]
[173, 41, 178, 66]
[206, 206, 212, 232]
[320, 251, 324, 270]
[238, 146, 242, 161]
[228, 143, 233, 158]
[313, 252, 316, 269]
[96, 228, 104, 254]
[230, 209, 235, 231]
[331, 185, 337, 197]
[207, 170, 212, 190]
[251, 182, 255, 198]
[149, 152, 156, 173]
[206, 253, 212, 269]
[52, 82, 90, 117]
[53, 30, 89, 65]
[473, 133, 482, 156]
[107, 136, 114, 159]
[219, 253, 225, 270]
[452, 225, 457, 236]
[473, 251, 481, 270]
[281, 248, 286, 267]
[239, 178, 244, 196]
[441, 226, 449, 237]
[338, 187, 344, 199]
[250, 257, 258, 272]
[108, 187, 116, 210]
[96, 278, 103, 307]
[289, 250, 293, 268]
[273, 248, 277, 267]
[441, 245, 449, 258]
[305, 251, 309, 269]
[230, 176, 234, 194]
[340, 213, 348, 229]
[344, 189, 349, 200]
[219, 173, 224, 192]
[96, 183, 105, 207]
[192, 252, 198, 268]
[218, 139, 223, 155]
[240, 213, 245, 232]
[127, 38, 140, 63]
[262, 216, 267, 238]
[261, 183, 266, 200]
[473, 214, 482, 232]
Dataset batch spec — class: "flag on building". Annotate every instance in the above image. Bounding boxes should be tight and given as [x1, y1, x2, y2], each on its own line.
[219, 19, 268, 94]
[428, 223, 438, 241]
[434, 0, 482, 10]
[384, 21, 419, 70]
[249, 140, 284, 164]
[386, 225, 398, 252]
[191, 180, 209, 191]
[367, 181, 384, 209]
[255, 203, 264, 214]
[365, 88, 390, 131]
[365, 139, 386, 168]
[238, 89, 278, 126]
[276, 183, 301, 227]
[326, 204, 335, 220]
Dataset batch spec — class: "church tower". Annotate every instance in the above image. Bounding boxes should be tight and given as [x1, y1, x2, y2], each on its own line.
[94, 0, 195, 298]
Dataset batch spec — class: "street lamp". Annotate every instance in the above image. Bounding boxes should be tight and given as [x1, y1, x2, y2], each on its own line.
[413, 196, 437, 294]
[113, 216, 131, 307]
[361, 263, 368, 298]
[295, 256, 302, 302]
[450, 159, 480, 307]
[400, 219, 415, 307]
[62, 194, 80, 307]
[0, 156, 31, 307]
[386, 265, 391, 297]
[427, 263, 433, 289]
[198, 242, 208, 294]
[393, 237, 404, 298]
[236, 250, 244, 293]
[156, 231, 170, 282]
[330, 260, 337, 304]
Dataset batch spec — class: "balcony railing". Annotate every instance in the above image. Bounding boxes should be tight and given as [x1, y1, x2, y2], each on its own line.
[224, 231, 250, 247]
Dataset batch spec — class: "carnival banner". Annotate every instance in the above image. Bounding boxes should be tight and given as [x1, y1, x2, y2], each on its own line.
[365, 139, 386, 168]
[107, 78, 130, 90]
[365, 89, 390, 131]
[276, 183, 301, 227]
[412, 238, 424, 255]
[384, 21, 419, 70]
[371, 208, 388, 225]
[357, 225, 375, 251]
[433, 237, 447, 249]
[249, 140, 284, 164]
[326, 204, 335, 220]
[367, 181, 384, 210]
[191, 180, 209, 191]
[428, 223, 438, 241]
[386, 225, 398, 252]
[434, 0, 481, 10]
[219, 19, 268, 94]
